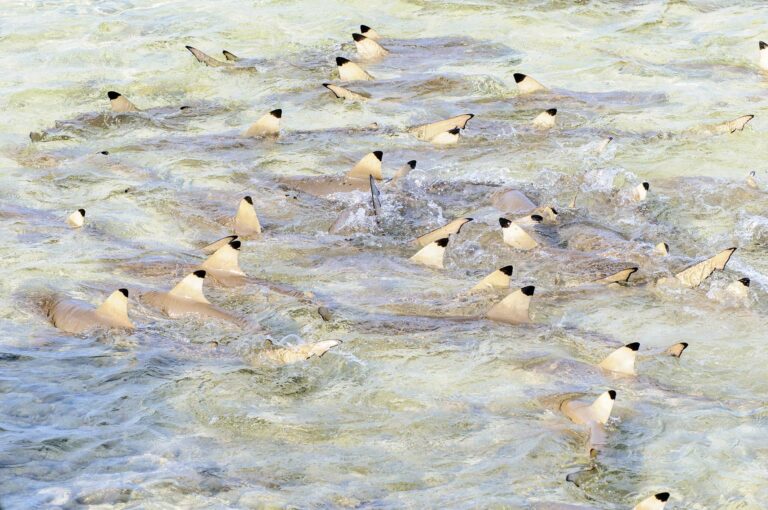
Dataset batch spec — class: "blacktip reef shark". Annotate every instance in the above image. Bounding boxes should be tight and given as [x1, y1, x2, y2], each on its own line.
[185, 45, 261, 69]
[513, 72, 753, 137]
[44, 288, 134, 334]
[29, 90, 205, 142]
[279, 150, 390, 197]
[141, 270, 241, 326]
[760, 41, 768, 71]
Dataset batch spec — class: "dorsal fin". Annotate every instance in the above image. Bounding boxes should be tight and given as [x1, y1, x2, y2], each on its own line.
[429, 128, 461, 145]
[631, 181, 649, 201]
[202, 235, 238, 254]
[664, 342, 688, 358]
[598, 342, 639, 375]
[674, 247, 736, 288]
[185, 45, 230, 67]
[95, 289, 134, 329]
[234, 196, 262, 236]
[389, 160, 416, 186]
[107, 91, 139, 113]
[470, 266, 513, 293]
[654, 242, 669, 256]
[66, 209, 85, 228]
[595, 136, 613, 153]
[499, 217, 538, 250]
[416, 218, 472, 247]
[243, 109, 281, 137]
[532, 206, 558, 223]
[587, 390, 616, 424]
[746, 170, 758, 189]
[336, 57, 374, 81]
[532, 108, 557, 129]
[633, 492, 670, 510]
[322, 83, 369, 101]
[307, 340, 342, 358]
[359, 24, 381, 40]
[595, 267, 638, 284]
[513, 73, 546, 94]
[352, 33, 389, 59]
[169, 270, 210, 303]
[409, 238, 449, 269]
[724, 114, 754, 133]
[347, 151, 383, 180]
[222, 50, 240, 61]
[760, 41, 768, 70]
[486, 285, 534, 324]
[407, 114, 474, 141]
[201, 239, 244, 274]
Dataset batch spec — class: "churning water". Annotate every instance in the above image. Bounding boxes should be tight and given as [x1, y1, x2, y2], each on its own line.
[1, 0, 767, 508]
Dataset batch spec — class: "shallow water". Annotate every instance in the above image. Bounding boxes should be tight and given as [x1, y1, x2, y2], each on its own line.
[1, 1, 767, 508]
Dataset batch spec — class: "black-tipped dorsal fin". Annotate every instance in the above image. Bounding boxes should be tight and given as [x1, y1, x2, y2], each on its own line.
[416, 218, 472, 247]
[409, 238, 449, 269]
[336, 57, 374, 81]
[664, 342, 688, 358]
[169, 272, 210, 303]
[201, 240, 244, 274]
[322, 83, 369, 101]
[107, 91, 139, 113]
[499, 218, 538, 250]
[243, 109, 281, 137]
[561, 390, 615, 425]
[186, 45, 231, 67]
[594, 267, 638, 284]
[234, 196, 262, 236]
[202, 235, 238, 254]
[486, 286, 534, 324]
[674, 247, 736, 288]
[353, 32, 389, 59]
[95, 289, 134, 329]
[598, 343, 638, 375]
[470, 266, 513, 293]
[408, 114, 474, 141]
[359, 25, 381, 39]
[222, 50, 240, 61]
[513, 73, 546, 94]
[633, 492, 670, 510]
[347, 151, 383, 180]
